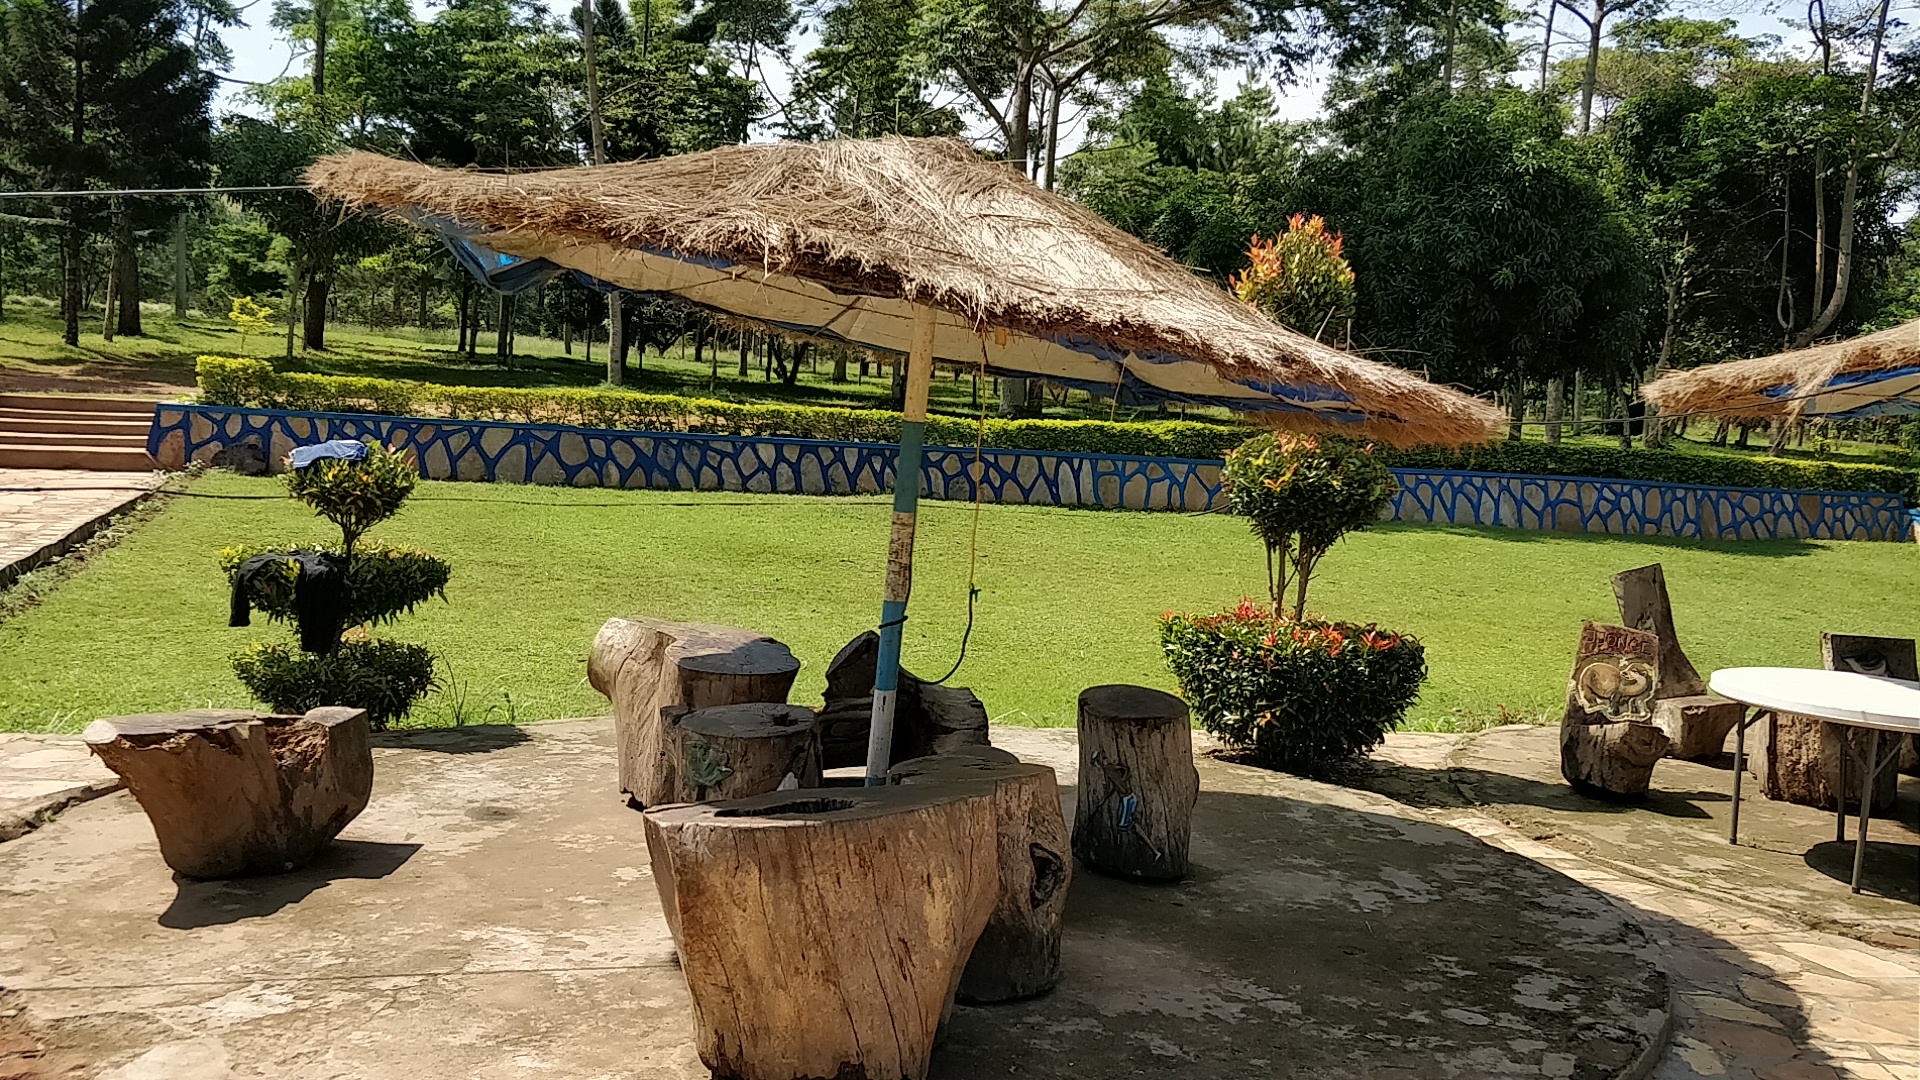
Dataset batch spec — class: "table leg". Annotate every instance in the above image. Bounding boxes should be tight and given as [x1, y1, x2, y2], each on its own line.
[1850, 731, 1881, 895]
[1730, 708, 1755, 845]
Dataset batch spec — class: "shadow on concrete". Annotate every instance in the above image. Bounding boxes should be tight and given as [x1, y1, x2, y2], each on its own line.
[1801, 839, 1920, 903]
[159, 839, 420, 929]
[372, 724, 532, 754]
[1359, 755, 1717, 820]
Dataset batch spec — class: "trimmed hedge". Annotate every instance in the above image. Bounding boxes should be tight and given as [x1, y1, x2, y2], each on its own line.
[195, 356, 1917, 499]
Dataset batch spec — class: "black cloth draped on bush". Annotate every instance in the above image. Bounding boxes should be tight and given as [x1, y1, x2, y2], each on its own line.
[229, 550, 352, 653]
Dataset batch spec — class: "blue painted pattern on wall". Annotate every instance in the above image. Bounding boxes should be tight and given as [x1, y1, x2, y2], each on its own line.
[150, 404, 1909, 541]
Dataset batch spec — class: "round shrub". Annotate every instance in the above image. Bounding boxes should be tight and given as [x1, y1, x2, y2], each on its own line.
[232, 638, 440, 731]
[1160, 599, 1427, 774]
[1223, 432, 1395, 618]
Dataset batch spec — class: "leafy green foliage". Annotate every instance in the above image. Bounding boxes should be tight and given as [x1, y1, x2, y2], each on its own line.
[1224, 433, 1395, 618]
[220, 542, 450, 628]
[1161, 599, 1427, 773]
[1231, 214, 1357, 340]
[283, 441, 419, 552]
[231, 637, 439, 730]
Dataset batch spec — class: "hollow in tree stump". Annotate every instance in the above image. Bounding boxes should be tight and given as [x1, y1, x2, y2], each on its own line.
[1757, 633, 1913, 813]
[588, 617, 800, 807]
[643, 785, 998, 1080]
[659, 703, 821, 804]
[84, 707, 373, 879]
[1072, 685, 1199, 881]
[889, 752, 1071, 1003]
[1559, 622, 1670, 798]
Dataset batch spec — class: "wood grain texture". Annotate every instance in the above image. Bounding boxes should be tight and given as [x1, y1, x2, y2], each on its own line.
[1072, 685, 1199, 881]
[659, 703, 821, 804]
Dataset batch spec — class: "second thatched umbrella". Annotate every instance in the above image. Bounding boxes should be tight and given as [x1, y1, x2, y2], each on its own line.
[308, 136, 1502, 784]
[1643, 319, 1920, 422]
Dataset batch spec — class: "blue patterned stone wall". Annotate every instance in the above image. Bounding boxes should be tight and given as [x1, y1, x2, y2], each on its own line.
[150, 404, 1909, 540]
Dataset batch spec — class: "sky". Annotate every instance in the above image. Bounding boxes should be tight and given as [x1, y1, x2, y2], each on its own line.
[209, 0, 1835, 142]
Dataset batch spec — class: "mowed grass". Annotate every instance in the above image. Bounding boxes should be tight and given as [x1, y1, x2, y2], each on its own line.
[3, 471, 1916, 733]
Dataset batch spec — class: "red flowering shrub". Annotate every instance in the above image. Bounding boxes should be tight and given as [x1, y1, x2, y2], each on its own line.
[1160, 598, 1426, 773]
[1229, 214, 1357, 340]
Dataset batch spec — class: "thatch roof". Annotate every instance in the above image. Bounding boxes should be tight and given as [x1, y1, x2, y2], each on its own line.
[1641, 319, 1920, 421]
[306, 138, 1503, 447]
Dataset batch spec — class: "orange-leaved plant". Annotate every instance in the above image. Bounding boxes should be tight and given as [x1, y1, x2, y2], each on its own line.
[1230, 214, 1357, 342]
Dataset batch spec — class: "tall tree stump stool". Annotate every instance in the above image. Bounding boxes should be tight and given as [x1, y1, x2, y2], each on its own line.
[1072, 685, 1199, 881]
[889, 753, 1071, 1003]
[659, 703, 822, 804]
[1559, 623, 1671, 798]
[643, 785, 998, 1080]
[1613, 564, 1742, 760]
[84, 707, 372, 879]
[588, 617, 800, 807]
[1757, 633, 1913, 813]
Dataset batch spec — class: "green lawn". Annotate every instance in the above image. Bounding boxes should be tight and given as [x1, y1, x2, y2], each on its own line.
[2, 470, 1914, 734]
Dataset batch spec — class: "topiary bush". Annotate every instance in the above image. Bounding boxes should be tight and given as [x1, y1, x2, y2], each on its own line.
[222, 441, 447, 729]
[1160, 599, 1427, 773]
[1223, 432, 1395, 618]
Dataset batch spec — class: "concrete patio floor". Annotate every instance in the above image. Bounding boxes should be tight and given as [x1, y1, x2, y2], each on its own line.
[0, 721, 1671, 1080]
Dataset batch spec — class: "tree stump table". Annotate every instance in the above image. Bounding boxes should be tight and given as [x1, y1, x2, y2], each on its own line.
[1072, 685, 1199, 881]
[659, 703, 822, 804]
[643, 785, 998, 1080]
[889, 752, 1071, 1003]
[1613, 564, 1744, 760]
[84, 707, 373, 879]
[588, 617, 800, 807]
[1559, 622, 1671, 797]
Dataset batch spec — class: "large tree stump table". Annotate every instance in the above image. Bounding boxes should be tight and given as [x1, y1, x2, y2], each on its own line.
[659, 703, 821, 804]
[1072, 685, 1199, 881]
[84, 707, 373, 879]
[643, 785, 998, 1080]
[588, 617, 800, 807]
[889, 752, 1071, 1003]
[1559, 623, 1671, 798]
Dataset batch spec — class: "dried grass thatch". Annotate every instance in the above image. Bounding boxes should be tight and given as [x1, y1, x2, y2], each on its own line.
[1641, 319, 1920, 420]
[306, 138, 1502, 446]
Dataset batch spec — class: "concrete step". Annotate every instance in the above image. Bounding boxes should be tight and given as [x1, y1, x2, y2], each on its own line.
[0, 444, 156, 471]
[0, 414, 153, 436]
[0, 431, 149, 450]
[0, 394, 162, 415]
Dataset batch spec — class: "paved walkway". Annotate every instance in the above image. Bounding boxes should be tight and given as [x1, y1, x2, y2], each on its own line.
[1367, 727, 1920, 1080]
[0, 469, 158, 588]
[0, 734, 120, 841]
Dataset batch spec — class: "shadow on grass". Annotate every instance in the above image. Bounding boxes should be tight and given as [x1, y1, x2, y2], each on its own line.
[158, 839, 420, 929]
[1375, 521, 1828, 557]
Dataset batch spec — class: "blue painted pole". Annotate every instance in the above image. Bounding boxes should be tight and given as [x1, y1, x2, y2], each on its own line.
[865, 305, 938, 784]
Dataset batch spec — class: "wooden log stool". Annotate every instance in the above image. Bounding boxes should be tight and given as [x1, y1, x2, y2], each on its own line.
[85, 707, 373, 879]
[659, 703, 822, 804]
[588, 617, 800, 807]
[889, 752, 1071, 1003]
[1072, 685, 1199, 881]
[643, 785, 998, 1080]
[1756, 633, 1913, 814]
[1559, 623, 1671, 798]
[1612, 564, 1744, 759]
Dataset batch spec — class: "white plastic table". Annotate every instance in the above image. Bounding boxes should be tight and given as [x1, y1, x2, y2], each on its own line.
[1708, 667, 1920, 894]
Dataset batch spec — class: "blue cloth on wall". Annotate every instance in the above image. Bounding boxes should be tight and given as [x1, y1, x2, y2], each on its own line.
[289, 440, 370, 470]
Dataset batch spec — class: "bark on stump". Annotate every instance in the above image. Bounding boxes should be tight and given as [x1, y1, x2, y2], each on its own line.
[84, 707, 373, 879]
[1614, 563, 1743, 759]
[643, 785, 998, 1080]
[1757, 633, 1913, 813]
[588, 617, 800, 807]
[889, 753, 1071, 1003]
[659, 703, 821, 804]
[815, 631, 990, 769]
[1559, 623, 1671, 798]
[1072, 685, 1199, 881]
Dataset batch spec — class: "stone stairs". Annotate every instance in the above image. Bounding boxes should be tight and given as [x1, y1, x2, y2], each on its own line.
[0, 394, 159, 471]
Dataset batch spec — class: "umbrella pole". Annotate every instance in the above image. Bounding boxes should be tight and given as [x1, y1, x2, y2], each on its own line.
[865, 305, 938, 785]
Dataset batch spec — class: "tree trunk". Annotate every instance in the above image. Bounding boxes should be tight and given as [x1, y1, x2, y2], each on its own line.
[607, 293, 625, 384]
[659, 703, 822, 804]
[642, 784, 999, 1080]
[1578, 0, 1603, 134]
[495, 292, 512, 359]
[84, 707, 373, 879]
[62, 209, 82, 346]
[738, 330, 750, 378]
[172, 209, 189, 318]
[1571, 371, 1582, 434]
[999, 376, 1029, 419]
[113, 214, 140, 337]
[1544, 376, 1564, 444]
[1539, 0, 1556, 91]
[1508, 376, 1525, 440]
[889, 753, 1070, 1003]
[1072, 685, 1198, 880]
[303, 273, 330, 350]
[588, 617, 801, 807]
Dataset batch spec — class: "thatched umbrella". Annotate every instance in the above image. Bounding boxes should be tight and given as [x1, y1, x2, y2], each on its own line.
[307, 137, 1502, 783]
[1642, 319, 1920, 422]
